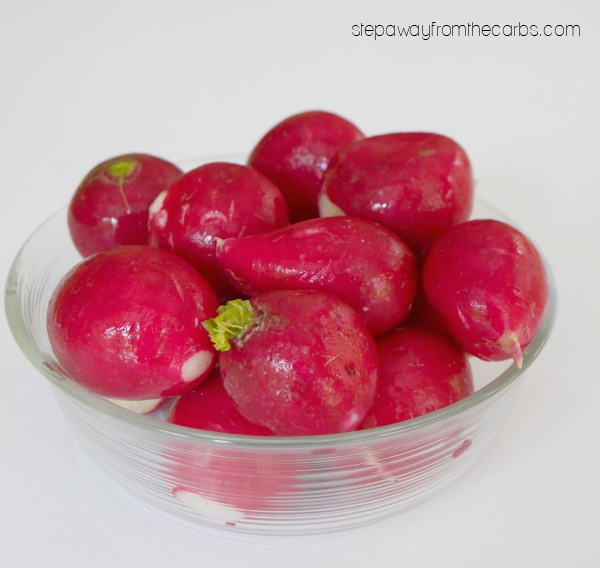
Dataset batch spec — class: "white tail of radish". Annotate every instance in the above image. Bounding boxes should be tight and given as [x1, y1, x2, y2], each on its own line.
[498, 332, 523, 368]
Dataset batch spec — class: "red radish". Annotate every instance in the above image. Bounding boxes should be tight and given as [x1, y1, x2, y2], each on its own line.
[319, 132, 474, 255]
[360, 327, 473, 428]
[216, 216, 417, 335]
[248, 110, 364, 221]
[203, 292, 379, 436]
[68, 153, 183, 257]
[148, 162, 289, 300]
[169, 444, 295, 525]
[422, 219, 549, 367]
[167, 368, 275, 435]
[47, 245, 219, 400]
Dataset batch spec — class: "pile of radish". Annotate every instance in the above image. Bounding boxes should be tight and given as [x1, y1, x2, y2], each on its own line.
[47, 110, 550, 437]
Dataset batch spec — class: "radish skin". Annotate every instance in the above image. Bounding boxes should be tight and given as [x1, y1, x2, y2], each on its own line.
[68, 153, 183, 257]
[167, 369, 275, 435]
[319, 132, 474, 256]
[422, 219, 549, 367]
[47, 245, 219, 399]
[360, 327, 473, 428]
[203, 291, 379, 436]
[148, 162, 289, 300]
[216, 216, 417, 336]
[249, 110, 364, 222]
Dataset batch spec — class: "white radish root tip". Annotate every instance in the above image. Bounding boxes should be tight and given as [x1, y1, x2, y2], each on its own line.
[499, 332, 523, 368]
[181, 350, 213, 382]
[318, 193, 346, 217]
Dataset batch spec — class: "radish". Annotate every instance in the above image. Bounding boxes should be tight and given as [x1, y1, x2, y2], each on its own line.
[422, 219, 549, 367]
[215, 216, 417, 335]
[148, 161, 289, 300]
[360, 327, 473, 428]
[167, 368, 275, 435]
[169, 443, 295, 525]
[248, 110, 364, 221]
[68, 153, 183, 257]
[203, 291, 379, 436]
[47, 245, 219, 399]
[319, 132, 474, 256]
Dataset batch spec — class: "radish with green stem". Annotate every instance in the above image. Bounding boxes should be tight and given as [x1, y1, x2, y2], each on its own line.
[203, 291, 379, 436]
[68, 153, 183, 257]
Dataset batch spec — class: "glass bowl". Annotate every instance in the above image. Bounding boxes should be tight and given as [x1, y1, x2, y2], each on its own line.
[5, 182, 556, 535]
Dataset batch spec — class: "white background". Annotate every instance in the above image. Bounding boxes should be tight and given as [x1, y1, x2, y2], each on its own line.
[2, 1, 599, 567]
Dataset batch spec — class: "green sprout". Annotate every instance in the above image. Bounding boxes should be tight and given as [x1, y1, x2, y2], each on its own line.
[202, 299, 256, 351]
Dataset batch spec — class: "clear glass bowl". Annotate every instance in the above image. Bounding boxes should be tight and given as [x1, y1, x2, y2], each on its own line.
[5, 192, 556, 535]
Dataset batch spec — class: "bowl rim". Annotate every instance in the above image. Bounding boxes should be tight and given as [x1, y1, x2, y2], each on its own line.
[5, 200, 557, 450]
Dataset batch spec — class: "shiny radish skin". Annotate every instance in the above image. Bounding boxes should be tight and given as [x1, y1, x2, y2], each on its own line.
[167, 369, 275, 436]
[360, 327, 474, 428]
[149, 162, 289, 300]
[249, 110, 364, 222]
[204, 291, 379, 436]
[68, 153, 183, 257]
[422, 219, 549, 367]
[47, 245, 219, 400]
[216, 216, 417, 336]
[319, 132, 474, 256]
